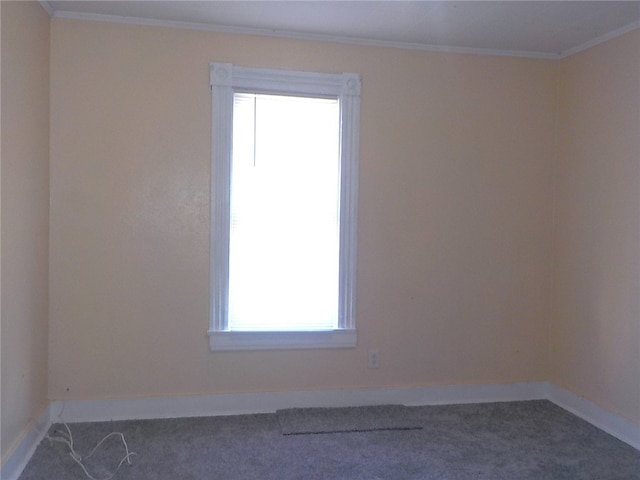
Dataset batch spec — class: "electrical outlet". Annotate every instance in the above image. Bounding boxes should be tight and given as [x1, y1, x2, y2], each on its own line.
[368, 350, 380, 369]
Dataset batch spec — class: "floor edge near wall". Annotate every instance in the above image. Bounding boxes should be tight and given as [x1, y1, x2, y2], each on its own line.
[0, 404, 52, 480]
[2, 381, 638, 480]
[546, 383, 640, 451]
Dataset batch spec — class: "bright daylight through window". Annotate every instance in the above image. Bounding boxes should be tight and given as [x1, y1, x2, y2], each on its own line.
[230, 93, 340, 332]
[209, 63, 361, 351]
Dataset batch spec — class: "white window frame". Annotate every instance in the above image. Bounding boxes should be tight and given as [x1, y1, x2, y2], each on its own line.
[209, 63, 361, 351]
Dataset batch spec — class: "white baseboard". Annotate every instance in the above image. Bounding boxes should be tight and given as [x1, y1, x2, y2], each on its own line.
[47, 382, 639, 451]
[50, 381, 548, 423]
[0, 405, 52, 480]
[4, 381, 638, 479]
[546, 383, 640, 451]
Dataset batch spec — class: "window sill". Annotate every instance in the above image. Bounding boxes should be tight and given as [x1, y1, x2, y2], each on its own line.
[208, 329, 357, 351]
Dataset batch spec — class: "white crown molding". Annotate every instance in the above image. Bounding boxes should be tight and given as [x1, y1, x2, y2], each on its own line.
[0, 404, 52, 480]
[559, 20, 640, 58]
[43, 6, 640, 60]
[38, 1, 54, 17]
[51, 10, 561, 60]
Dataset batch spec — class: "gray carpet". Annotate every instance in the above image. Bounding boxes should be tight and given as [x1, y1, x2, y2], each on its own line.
[18, 400, 640, 480]
[277, 405, 421, 435]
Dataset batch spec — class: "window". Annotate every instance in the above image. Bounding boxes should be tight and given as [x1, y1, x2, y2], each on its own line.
[209, 63, 361, 351]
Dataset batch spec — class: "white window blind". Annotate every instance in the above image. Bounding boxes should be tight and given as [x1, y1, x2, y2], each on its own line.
[229, 93, 341, 331]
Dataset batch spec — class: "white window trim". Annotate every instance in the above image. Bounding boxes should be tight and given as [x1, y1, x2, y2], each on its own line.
[209, 63, 361, 351]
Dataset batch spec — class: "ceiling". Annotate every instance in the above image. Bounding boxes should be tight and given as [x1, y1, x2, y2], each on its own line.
[44, 1, 640, 58]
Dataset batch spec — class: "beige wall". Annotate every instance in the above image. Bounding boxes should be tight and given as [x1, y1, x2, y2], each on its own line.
[552, 30, 640, 424]
[48, 19, 557, 401]
[1, 1, 50, 461]
[3, 3, 636, 442]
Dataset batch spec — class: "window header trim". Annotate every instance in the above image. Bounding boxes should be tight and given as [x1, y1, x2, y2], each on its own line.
[210, 63, 361, 97]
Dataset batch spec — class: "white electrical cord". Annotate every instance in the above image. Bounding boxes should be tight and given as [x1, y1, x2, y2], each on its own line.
[44, 421, 137, 480]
